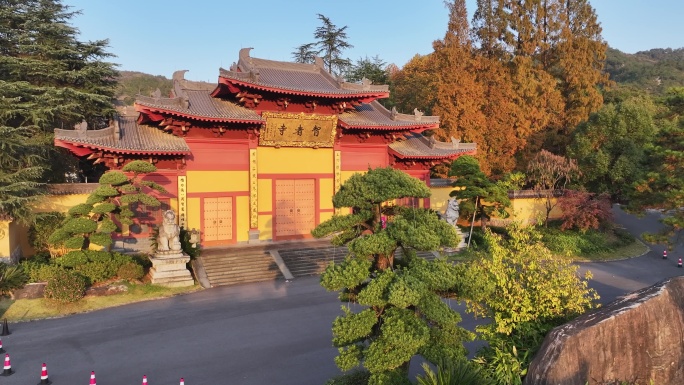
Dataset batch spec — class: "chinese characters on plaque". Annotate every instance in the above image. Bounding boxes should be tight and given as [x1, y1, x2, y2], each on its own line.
[177, 176, 187, 228]
[260, 112, 337, 148]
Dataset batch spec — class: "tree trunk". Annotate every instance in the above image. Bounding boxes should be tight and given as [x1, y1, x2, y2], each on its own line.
[375, 253, 394, 271]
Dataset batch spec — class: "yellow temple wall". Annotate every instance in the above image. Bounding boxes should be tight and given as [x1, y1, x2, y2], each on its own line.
[257, 147, 333, 174]
[429, 185, 563, 226]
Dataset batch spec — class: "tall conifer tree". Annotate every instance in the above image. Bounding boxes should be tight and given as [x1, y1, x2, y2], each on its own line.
[0, 0, 118, 220]
[552, 0, 609, 136]
[433, 0, 486, 144]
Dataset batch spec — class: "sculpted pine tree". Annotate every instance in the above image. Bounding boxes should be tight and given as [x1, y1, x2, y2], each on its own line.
[433, 0, 487, 143]
[312, 167, 471, 385]
[49, 161, 165, 250]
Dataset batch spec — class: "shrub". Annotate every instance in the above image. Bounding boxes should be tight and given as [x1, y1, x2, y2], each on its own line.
[44, 270, 87, 303]
[55, 251, 89, 268]
[21, 261, 66, 283]
[324, 370, 371, 385]
[74, 261, 119, 284]
[0, 264, 29, 295]
[117, 262, 144, 281]
[29, 212, 66, 251]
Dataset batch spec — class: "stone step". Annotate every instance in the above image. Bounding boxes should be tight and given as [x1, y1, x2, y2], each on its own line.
[200, 251, 282, 287]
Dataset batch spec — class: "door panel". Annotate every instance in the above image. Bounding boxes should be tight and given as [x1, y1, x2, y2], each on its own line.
[203, 197, 233, 243]
[275, 180, 296, 237]
[203, 198, 218, 242]
[294, 180, 315, 235]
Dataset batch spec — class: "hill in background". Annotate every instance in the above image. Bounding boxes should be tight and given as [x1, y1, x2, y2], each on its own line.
[115, 47, 684, 106]
[605, 47, 684, 94]
[116, 71, 173, 105]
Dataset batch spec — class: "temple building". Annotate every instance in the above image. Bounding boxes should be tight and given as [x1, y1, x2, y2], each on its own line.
[54, 49, 476, 246]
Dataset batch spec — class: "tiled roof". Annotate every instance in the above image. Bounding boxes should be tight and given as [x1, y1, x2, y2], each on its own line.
[218, 48, 389, 97]
[338, 101, 439, 129]
[54, 116, 191, 155]
[136, 91, 264, 123]
[389, 133, 476, 159]
[135, 73, 263, 123]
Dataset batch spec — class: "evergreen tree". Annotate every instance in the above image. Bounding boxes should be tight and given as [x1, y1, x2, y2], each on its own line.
[449, 155, 510, 229]
[291, 42, 317, 64]
[312, 167, 471, 385]
[345, 55, 388, 85]
[0, 0, 118, 190]
[314, 14, 353, 75]
[48, 161, 164, 250]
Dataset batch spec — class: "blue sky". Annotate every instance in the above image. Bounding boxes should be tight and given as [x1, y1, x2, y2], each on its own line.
[64, 0, 684, 82]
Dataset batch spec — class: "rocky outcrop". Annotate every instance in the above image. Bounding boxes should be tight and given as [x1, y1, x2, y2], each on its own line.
[525, 276, 684, 385]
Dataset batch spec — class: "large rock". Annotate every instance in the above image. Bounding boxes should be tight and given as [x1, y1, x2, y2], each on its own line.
[525, 276, 684, 385]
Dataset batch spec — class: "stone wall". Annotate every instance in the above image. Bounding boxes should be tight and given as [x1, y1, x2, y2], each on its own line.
[525, 276, 684, 385]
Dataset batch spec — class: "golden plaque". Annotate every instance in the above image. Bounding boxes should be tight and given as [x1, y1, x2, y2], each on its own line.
[260, 112, 337, 148]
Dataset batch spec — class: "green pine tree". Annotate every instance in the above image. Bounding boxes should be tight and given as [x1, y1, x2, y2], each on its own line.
[312, 167, 472, 385]
[0, 0, 119, 203]
[48, 161, 165, 250]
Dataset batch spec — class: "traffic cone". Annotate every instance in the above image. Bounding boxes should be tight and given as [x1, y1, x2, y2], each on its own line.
[142, 375, 148, 385]
[0, 338, 4, 354]
[678, 258, 682, 268]
[1, 353, 13, 376]
[0, 319, 9, 336]
[663, 250, 668, 259]
[38, 363, 51, 385]
[89, 371, 96, 385]
[180, 378, 185, 385]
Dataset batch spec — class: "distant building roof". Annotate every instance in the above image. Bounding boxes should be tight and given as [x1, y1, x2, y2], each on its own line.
[338, 101, 439, 130]
[217, 48, 390, 99]
[389, 133, 477, 159]
[54, 116, 191, 155]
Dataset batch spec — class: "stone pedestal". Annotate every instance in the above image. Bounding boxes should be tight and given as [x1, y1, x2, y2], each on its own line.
[248, 229, 261, 244]
[149, 252, 194, 287]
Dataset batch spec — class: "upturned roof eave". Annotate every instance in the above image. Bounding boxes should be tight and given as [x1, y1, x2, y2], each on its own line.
[388, 147, 476, 160]
[134, 103, 264, 124]
[54, 138, 191, 156]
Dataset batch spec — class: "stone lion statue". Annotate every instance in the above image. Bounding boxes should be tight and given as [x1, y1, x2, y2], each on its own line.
[157, 210, 182, 252]
[444, 198, 460, 227]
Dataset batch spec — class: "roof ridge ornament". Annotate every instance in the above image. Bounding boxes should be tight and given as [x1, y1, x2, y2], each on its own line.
[239, 47, 254, 66]
[429, 135, 437, 148]
[152, 88, 162, 100]
[361, 77, 372, 90]
[413, 108, 423, 122]
[390, 106, 398, 121]
[172, 71, 190, 108]
[314, 56, 324, 70]
[451, 136, 461, 148]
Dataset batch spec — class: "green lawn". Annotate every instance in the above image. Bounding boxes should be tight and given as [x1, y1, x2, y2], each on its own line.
[0, 282, 201, 322]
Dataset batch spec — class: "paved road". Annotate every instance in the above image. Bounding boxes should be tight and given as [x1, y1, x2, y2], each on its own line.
[1, 207, 682, 385]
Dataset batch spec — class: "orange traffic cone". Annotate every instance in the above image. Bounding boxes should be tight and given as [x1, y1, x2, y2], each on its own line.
[663, 250, 668, 259]
[0, 338, 4, 354]
[38, 363, 51, 385]
[1, 353, 13, 376]
[678, 258, 682, 268]
[142, 375, 148, 385]
[89, 371, 97, 385]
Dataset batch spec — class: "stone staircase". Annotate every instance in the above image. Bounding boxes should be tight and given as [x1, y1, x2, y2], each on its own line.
[278, 246, 350, 277]
[198, 239, 461, 287]
[199, 247, 283, 287]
